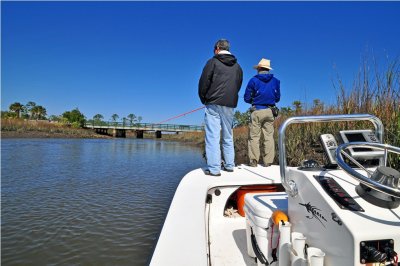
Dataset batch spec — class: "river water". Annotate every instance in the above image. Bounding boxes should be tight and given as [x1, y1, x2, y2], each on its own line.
[1, 138, 204, 265]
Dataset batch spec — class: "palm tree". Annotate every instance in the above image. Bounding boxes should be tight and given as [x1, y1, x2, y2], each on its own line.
[25, 101, 36, 119]
[31, 105, 47, 120]
[293, 100, 303, 114]
[9, 102, 24, 118]
[93, 114, 104, 126]
[312, 99, 324, 114]
[111, 114, 119, 126]
[137, 116, 143, 124]
[280, 107, 293, 116]
[37, 106, 46, 120]
[127, 113, 136, 126]
[93, 114, 103, 120]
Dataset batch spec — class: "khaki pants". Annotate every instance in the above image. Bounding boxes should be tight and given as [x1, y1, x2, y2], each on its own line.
[248, 108, 275, 164]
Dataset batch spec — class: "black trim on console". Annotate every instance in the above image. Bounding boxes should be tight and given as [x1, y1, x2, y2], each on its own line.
[314, 175, 364, 212]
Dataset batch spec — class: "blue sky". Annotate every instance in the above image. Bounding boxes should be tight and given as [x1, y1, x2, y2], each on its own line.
[2, 1, 400, 125]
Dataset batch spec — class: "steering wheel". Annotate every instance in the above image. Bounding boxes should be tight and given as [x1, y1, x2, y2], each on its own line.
[335, 142, 400, 199]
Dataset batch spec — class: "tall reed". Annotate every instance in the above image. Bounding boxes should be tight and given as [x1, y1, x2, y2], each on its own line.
[1, 119, 104, 138]
[275, 56, 399, 168]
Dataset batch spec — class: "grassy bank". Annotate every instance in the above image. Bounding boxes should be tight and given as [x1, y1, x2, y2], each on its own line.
[160, 129, 249, 164]
[1, 119, 111, 139]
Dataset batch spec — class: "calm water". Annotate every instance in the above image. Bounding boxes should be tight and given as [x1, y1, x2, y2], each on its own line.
[1, 138, 203, 265]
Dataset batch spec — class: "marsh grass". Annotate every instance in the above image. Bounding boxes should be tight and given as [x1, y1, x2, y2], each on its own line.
[2, 119, 62, 131]
[276, 56, 400, 168]
[1, 119, 105, 138]
[161, 131, 204, 144]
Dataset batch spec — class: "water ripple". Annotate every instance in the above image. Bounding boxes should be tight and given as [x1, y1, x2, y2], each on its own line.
[2, 138, 203, 265]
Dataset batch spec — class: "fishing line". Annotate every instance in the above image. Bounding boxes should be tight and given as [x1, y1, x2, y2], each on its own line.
[156, 106, 205, 124]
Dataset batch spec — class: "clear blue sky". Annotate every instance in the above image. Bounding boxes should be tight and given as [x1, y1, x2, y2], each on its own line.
[2, 1, 400, 125]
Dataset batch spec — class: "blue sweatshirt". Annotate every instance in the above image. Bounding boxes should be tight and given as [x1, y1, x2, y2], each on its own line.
[244, 74, 280, 110]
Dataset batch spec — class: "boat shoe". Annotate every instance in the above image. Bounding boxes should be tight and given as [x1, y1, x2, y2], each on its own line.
[248, 160, 258, 167]
[222, 166, 234, 172]
[204, 169, 221, 176]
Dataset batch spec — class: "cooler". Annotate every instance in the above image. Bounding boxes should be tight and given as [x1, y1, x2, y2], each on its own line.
[236, 185, 283, 217]
[244, 192, 288, 265]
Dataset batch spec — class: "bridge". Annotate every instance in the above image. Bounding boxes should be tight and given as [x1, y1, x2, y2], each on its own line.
[84, 122, 204, 138]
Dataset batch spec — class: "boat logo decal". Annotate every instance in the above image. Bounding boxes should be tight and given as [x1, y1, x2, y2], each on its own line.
[331, 212, 343, 226]
[299, 202, 327, 227]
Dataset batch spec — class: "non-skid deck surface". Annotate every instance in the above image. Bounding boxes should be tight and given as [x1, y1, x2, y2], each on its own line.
[151, 165, 281, 266]
[211, 216, 257, 266]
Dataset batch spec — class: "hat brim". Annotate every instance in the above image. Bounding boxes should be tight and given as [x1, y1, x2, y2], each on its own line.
[254, 65, 272, 70]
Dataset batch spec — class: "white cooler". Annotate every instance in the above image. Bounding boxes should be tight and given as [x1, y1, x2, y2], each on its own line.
[244, 192, 288, 265]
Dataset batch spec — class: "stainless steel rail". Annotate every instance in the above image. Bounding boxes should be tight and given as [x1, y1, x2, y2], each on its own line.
[278, 114, 384, 197]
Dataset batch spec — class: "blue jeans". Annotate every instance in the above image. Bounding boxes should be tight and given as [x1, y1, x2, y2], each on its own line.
[204, 104, 235, 174]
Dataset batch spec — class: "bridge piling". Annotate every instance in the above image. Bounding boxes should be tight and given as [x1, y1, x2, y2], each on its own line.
[95, 128, 109, 135]
[136, 130, 144, 139]
[112, 129, 126, 138]
[84, 122, 204, 138]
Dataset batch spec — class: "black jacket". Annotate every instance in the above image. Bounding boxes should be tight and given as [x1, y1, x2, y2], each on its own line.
[198, 54, 243, 108]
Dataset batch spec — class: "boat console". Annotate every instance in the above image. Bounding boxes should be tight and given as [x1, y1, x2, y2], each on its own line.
[150, 114, 399, 266]
[277, 114, 400, 265]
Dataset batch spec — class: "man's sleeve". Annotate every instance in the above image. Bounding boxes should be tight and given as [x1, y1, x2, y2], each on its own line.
[244, 79, 254, 104]
[198, 59, 214, 104]
[238, 66, 243, 89]
[275, 79, 281, 103]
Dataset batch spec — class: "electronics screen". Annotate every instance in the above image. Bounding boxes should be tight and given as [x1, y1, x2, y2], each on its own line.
[345, 133, 366, 142]
[342, 133, 372, 152]
[339, 130, 383, 159]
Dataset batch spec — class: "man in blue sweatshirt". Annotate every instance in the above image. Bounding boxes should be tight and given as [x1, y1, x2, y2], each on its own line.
[244, 58, 280, 167]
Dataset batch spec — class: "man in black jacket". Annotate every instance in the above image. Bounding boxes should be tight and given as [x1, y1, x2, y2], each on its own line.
[198, 39, 243, 176]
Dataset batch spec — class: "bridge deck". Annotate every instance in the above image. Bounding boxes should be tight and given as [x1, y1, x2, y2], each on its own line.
[84, 122, 204, 132]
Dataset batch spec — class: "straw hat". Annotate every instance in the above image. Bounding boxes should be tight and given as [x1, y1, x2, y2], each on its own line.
[253, 58, 273, 70]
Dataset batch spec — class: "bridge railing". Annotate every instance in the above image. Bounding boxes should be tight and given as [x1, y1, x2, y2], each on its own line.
[84, 121, 204, 132]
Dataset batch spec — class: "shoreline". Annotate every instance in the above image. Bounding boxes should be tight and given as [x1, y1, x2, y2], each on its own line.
[1, 130, 112, 139]
[1, 128, 249, 164]
[0, 128, 205, 142]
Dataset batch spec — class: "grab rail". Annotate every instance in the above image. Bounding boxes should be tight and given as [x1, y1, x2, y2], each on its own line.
[278, 114, 384, 197]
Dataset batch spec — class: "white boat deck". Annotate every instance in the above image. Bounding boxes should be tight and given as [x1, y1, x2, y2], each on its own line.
[211, 215, 256, 266]
[150, 164, 282, 266]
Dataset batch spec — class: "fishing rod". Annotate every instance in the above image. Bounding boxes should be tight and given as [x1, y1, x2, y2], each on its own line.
[156, 106, 205, 124]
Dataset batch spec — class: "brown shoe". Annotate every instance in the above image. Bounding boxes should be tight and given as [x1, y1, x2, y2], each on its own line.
[248, 160, 258, 167]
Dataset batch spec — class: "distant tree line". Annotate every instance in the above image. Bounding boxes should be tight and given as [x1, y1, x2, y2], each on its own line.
[88, 113, 143, 126]
[2, 99, 316, 129]
[1, 101, 143, 129]
[5, 101, 47, 120]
